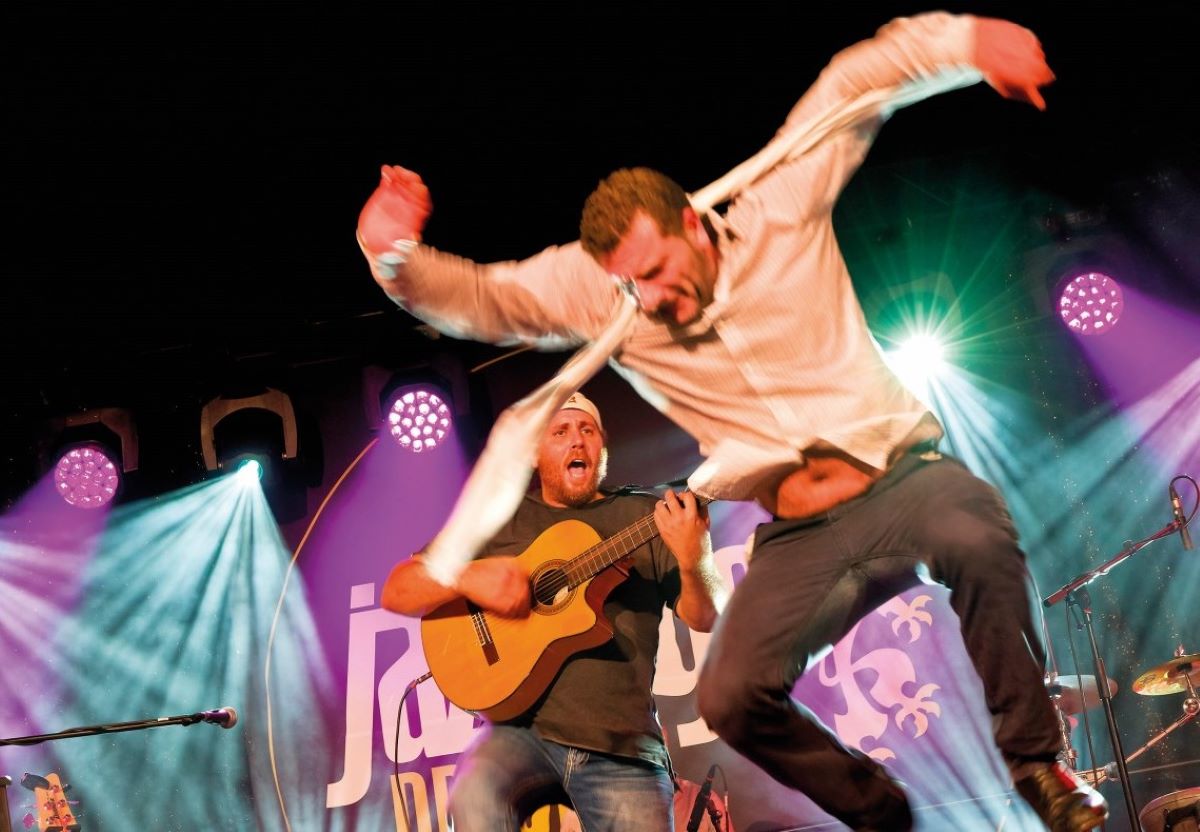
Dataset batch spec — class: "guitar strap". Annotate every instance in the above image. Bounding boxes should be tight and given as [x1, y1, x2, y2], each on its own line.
[608, 483, 667, 498]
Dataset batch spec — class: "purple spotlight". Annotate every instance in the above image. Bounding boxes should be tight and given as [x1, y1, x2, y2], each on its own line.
[1059, 271, 1124, 335]
[54, 443, 120, 508]
[386, 388, 452, 453]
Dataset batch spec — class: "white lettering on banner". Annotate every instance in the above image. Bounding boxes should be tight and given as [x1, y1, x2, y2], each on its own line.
[652, 544, 744, 747]
[379, 651, 482, 762]
[328, 585, 413, 807]
[328, 584, 483, 810]
[388, 771, 432, 832]
[817, 595, 942, 762]
[430, 765, 455, 831]
[329, 547, 746, 813]
[384, 763, 459, 832]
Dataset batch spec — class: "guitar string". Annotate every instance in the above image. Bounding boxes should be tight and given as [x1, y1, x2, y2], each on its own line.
[457, 496, 711, 642]
[524, 516, 656, 604]
[554, 519, 654, 592]
[528, 496, 711, 602]
[465, 515, 661, 641]
[459, 523, 659, 644]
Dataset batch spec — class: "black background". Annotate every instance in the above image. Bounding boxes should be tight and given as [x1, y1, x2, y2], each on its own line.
[7, 1, 1198, 493]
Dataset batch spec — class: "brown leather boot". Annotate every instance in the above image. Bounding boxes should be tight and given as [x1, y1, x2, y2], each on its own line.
[1014, 762, 1108, 832]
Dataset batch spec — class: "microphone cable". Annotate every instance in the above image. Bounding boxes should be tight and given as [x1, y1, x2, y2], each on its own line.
[392, 671, 433, 832]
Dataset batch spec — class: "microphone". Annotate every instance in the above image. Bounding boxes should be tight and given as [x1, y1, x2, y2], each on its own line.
[686, 764, 718, 832]
[1169, 485, 1194, 550]
[198, 707, 239, 729]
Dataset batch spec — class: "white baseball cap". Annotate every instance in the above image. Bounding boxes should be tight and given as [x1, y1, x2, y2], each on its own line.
[561, 391, 603, 431]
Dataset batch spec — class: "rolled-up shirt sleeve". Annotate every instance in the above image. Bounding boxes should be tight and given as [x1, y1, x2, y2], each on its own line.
[749, 13, 981, 222]
[378, 240, 620, 349]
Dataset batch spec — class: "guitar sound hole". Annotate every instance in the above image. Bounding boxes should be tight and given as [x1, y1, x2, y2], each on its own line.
[532, 568, 572, 608]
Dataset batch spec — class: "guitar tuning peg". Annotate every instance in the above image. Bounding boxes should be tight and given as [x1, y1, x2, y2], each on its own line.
[19, 773, 50, 791]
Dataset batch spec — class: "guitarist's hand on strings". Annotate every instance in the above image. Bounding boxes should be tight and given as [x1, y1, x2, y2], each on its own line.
[457, 557, 532, 618]
[655, 489, 711, 572]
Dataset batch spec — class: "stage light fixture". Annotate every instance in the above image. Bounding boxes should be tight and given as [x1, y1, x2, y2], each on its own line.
[361, 357, 477, 454]
[883, 332, 948, 396]
[199, 388, 298, 475]
[1057, 271, 1124, 336]
[54, 443, 120, 509]
[861, 273, 963, 353]
[385, 387, 453, 452]
[236, 458, 264, 483]
[42, 408, 139, 509]
[198, 387, 317, 523]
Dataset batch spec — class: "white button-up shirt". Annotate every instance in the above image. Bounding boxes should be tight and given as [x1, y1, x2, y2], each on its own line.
[378, 13, 983, 502]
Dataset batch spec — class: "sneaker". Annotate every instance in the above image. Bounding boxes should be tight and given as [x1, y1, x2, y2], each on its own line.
[1014, 761, 1108, 832]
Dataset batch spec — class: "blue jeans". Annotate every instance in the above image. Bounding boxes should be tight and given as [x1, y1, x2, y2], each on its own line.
[448, 724, 675, 832]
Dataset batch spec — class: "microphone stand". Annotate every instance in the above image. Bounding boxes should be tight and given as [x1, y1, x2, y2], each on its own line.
[1042, 519, 1183, 832]
[0, 711, 230, 747]
[1063, 587, 1138, 830]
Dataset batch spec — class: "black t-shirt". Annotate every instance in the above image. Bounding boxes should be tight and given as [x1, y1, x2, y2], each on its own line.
[481, 489, 681, 766]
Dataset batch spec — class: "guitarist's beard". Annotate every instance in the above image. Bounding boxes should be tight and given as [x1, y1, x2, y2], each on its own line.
[539, 447, 609, 508]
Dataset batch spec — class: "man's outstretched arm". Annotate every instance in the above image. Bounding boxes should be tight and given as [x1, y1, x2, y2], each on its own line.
[747, 12, 1055, 220]
[357, 164, 617, 348]
[781, 12, 1053, 136]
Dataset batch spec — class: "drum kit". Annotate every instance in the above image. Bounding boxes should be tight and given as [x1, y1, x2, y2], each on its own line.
[1047, 647, 1200, 831]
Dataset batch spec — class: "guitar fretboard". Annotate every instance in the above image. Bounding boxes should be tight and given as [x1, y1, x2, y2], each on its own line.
[563, 496, 712, 588]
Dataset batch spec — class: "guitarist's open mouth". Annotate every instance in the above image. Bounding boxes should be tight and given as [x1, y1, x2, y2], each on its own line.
[565, 457, 591, 482]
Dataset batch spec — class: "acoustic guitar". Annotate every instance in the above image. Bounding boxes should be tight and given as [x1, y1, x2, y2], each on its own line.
[421, 498, 697, 721]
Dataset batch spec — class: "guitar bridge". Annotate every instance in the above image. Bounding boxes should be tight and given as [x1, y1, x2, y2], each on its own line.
[467, 603, 500, 666]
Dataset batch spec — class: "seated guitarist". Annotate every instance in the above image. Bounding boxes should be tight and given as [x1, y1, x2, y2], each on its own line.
[382, 391, 729, 832]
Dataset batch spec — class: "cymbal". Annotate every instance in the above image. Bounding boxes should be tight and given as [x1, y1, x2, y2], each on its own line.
[1132, 653, 1200, 696]
[1046, 674, 1118, 714]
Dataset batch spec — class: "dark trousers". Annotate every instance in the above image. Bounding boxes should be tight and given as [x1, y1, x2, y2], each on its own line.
[696, 452, 1060, 831]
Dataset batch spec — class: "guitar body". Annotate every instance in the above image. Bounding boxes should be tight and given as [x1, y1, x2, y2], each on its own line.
[421, 519, 634, 722]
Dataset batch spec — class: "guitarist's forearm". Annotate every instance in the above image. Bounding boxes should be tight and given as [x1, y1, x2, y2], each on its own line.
[675, 555, 729, 633]
[381, 558, 463, 617]
[385, 554, 532, 618]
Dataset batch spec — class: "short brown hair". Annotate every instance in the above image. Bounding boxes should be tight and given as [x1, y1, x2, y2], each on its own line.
[579, 168, 691, 257]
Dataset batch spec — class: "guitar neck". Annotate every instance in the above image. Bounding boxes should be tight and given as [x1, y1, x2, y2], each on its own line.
[565, 495, 711, 587]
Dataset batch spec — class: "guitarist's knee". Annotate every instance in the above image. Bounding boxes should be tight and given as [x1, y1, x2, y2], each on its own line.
[447, 763, 516, 832]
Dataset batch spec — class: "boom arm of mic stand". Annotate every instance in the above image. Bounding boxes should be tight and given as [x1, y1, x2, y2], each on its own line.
[0, 712, 220, 747]
[1043, 522, 1177, 607]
